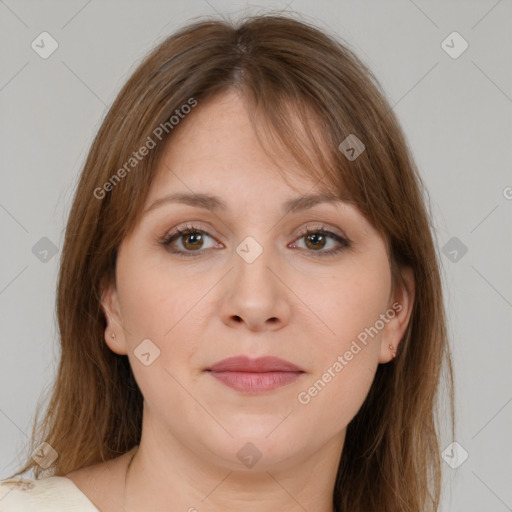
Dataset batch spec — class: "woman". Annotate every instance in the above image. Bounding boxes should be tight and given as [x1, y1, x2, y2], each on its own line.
[1, 12, 454, 511]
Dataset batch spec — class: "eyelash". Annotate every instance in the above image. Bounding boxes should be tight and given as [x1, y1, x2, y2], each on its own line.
[159, 223, 351, 259]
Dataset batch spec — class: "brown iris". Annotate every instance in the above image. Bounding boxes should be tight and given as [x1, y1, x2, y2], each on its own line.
[304, 232, 327, 251]
[181, 231, 204, 251]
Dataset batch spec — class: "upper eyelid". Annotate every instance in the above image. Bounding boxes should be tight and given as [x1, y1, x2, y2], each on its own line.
[165, 222, 346, 238]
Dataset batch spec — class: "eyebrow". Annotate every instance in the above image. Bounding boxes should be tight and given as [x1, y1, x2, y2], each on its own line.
[143, 192, 350, 217]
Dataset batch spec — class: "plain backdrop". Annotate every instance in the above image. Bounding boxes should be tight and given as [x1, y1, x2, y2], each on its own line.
[1, 1, 511, 511]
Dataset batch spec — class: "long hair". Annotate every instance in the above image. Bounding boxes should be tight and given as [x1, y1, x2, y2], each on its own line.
[11, 12, 454, 512]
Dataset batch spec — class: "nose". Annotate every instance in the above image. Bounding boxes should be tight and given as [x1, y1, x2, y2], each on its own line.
[218, 240, 291, 332]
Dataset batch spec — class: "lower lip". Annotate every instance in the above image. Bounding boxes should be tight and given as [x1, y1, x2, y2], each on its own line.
[207, 371, 303, 393]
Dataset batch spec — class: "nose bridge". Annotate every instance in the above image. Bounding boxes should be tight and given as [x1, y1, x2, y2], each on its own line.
[219, 232, 289, 330]
[234, 233, 278, 301]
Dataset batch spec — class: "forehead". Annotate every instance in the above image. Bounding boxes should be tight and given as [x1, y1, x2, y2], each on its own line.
[147, 89, 338, 203]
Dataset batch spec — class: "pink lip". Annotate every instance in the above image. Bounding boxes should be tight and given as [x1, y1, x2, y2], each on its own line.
[207, 355, 303, 373]
[205, 356, 305, 393]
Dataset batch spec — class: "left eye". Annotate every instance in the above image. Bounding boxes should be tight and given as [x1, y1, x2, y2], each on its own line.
[289, 227, 350, 257]
[160, 225, 350, 258]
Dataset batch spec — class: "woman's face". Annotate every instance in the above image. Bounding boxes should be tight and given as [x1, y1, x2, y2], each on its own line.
[102, 89, 414, 472]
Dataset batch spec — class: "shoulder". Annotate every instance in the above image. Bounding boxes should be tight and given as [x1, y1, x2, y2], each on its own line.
[0, 476, 100, 511]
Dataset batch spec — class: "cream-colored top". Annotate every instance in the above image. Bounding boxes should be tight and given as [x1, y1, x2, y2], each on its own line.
[0, 476, 100, 511]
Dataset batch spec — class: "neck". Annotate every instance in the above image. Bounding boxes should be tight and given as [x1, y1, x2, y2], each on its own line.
[119, 431, 342, 512]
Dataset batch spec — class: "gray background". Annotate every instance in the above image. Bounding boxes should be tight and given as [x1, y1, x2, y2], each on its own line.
[1, 0, 511, 510]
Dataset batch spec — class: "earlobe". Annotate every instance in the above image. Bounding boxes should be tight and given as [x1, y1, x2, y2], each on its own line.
[379, 266, 415, 364]
[100, 278, 128, 356]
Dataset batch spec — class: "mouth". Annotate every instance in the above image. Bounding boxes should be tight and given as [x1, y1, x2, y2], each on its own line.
[204, 355, 305, 394]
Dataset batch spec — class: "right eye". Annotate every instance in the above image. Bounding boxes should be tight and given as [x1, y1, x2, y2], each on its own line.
[160, 224, 223, 257]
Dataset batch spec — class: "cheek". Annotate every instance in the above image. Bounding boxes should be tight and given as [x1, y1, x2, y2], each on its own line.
[115, 251, 209, 389]
[297, 251, 392, 351]
[116, 248, 204, 337]
[292, 253, 390, 424]
[295, 354, 376, 443]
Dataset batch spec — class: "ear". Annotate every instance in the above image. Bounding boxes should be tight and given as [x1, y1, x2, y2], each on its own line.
[379, 266, 415, 364]
[100, 276, 128, 356]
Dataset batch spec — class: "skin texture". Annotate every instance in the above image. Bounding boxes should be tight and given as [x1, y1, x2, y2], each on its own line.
[66, 89, 414, 512]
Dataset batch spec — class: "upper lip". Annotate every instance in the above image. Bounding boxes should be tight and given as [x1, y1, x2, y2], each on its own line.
[206, 356, 304, 373]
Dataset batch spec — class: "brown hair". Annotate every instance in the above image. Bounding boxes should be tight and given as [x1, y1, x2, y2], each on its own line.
[11, 12, 454, 512]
